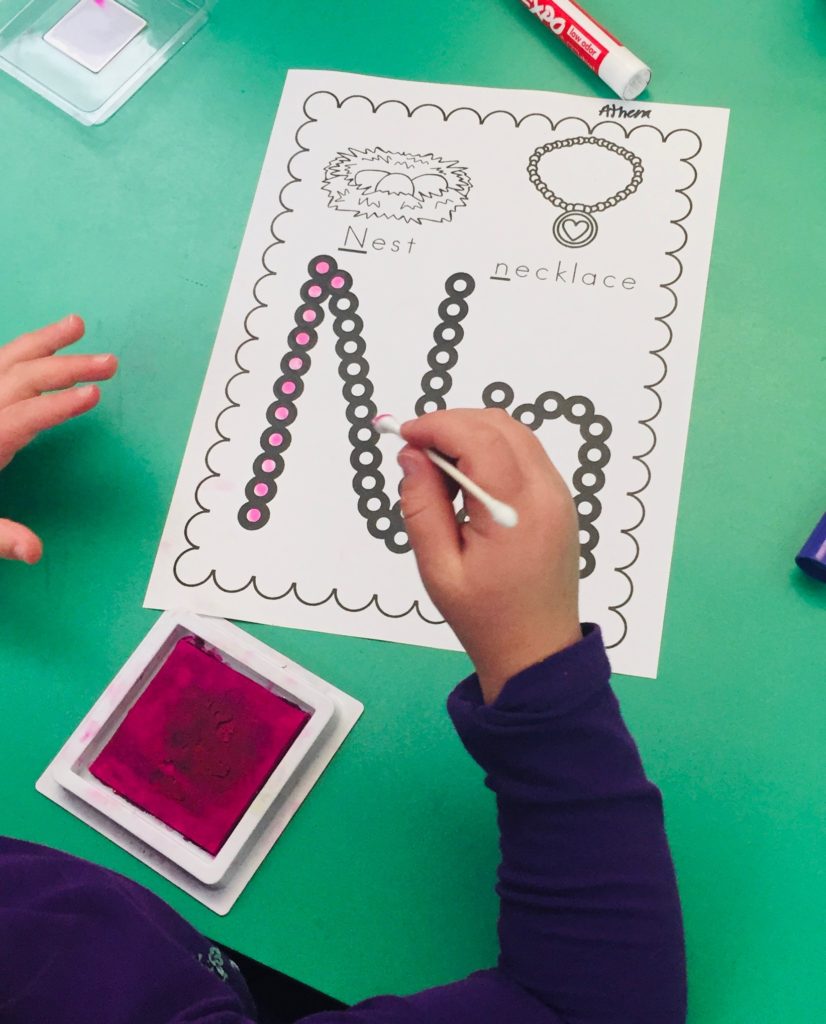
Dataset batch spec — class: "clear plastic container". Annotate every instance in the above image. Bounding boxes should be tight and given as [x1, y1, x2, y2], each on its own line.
[0, 0, 212, 125]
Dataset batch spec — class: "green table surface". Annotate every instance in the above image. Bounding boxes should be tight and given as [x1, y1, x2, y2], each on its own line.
[1, 0, 824, 1018]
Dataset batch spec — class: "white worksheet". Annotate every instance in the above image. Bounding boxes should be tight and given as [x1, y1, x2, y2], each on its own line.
[146, 70, 728, 678]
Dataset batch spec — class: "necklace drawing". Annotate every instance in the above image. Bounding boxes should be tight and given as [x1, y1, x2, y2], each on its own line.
[527, 137, 644, 248]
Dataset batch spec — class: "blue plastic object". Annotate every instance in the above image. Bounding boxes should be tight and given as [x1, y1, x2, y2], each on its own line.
[795, 512, 826, 582]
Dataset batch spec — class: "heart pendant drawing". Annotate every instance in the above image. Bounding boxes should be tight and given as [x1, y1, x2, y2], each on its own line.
[562, 218, 589, 241]
[553, 210, 598, 248]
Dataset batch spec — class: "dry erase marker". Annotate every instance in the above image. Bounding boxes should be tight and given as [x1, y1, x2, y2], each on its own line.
[519, 0, 651, 100]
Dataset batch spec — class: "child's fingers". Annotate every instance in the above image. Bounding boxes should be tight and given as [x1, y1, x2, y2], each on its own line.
[398, 446, 462, 587]
[0, 353, 117, 405]
[0, 518, 43, 564]
[0, 385, 100, 467]
[404, 408, 548, 475]
[401, 409, 526, 506]
[0, 315, 86, 372]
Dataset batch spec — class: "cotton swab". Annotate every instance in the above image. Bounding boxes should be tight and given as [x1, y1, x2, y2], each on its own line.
[373, 414, 519, 528]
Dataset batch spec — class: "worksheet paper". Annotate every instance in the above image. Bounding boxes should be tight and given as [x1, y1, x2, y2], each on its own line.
[146, 70, 728, 678]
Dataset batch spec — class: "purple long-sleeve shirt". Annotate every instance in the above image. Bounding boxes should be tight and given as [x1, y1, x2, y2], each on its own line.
[0, 626, 686, 1023]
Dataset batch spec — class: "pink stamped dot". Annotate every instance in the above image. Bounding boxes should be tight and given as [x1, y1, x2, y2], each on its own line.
[262, 458, 276, 472]
[308, 284, 322, 298]
[315, 260, 330, 274]
[330, 275, 345, 289]
[247, 508, 262, 523]
[274, 407, 289, 421]
[295, 331, 310, 345]
[288, 357, 303, 370]
[268, 433, 283, 446]
[302, 308, 317, 323]
[281, 380, 296, 395]
[254, 483, 268, 497]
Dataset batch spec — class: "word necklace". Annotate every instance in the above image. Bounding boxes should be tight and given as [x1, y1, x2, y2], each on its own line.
[527, 136, 644, 248]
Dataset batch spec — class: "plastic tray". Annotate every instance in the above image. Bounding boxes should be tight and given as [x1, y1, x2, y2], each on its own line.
[0, 0, 212, 124]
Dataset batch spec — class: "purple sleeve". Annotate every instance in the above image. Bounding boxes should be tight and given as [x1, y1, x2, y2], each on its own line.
[304, 625, 685, 1024]
[0, 837, 259, 1023]
[1, 626, 683, 1024]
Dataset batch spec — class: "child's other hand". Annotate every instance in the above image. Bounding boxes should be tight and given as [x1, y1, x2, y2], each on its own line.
[400, 409, 582, 703]
[0, 316, 118, 565]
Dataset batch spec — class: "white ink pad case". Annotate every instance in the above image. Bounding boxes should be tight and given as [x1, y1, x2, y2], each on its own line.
[0, 0, 213, 125]
[37, 611, 363, 914]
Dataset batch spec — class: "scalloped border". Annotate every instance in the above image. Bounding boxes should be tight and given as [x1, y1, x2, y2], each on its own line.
[172, 90, 702, 649]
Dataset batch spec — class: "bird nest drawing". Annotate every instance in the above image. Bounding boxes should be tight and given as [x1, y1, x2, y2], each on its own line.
[322, 148, 472, 224]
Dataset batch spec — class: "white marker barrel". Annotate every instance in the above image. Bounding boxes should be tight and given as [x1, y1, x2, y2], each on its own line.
[520, 0, 651, 100]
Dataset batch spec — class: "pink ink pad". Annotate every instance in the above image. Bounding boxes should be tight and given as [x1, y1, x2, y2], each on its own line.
[89, 637, 310, 855]
[45, 612, 343, 898]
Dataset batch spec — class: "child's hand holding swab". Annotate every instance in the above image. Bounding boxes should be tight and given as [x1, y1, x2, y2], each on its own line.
[374, 413, 518, 527]
[389, 408, 582, 703]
